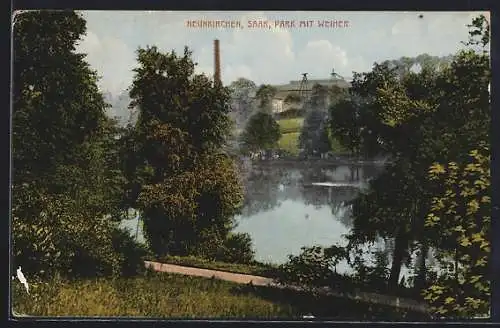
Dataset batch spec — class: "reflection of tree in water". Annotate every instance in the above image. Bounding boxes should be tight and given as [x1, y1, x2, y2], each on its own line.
[240, 165, 290, 217]
[300, 167, 333, 184]
[331, 188, 359, 227]
[299, 165, 383, 228]
[300, 183, 359, 220]
[298, 167, 332, 209]
[237, 163, 385, 219]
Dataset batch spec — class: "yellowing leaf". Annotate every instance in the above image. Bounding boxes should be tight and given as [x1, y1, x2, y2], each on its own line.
[471, 233, 484, 243]
[453, 225, 466, 233]
[470, 275, 482, 283]
[429, 163, 446, 175]
[467, 199, 480, 214]
[460, 237, 472, 247]
[481, 196, 491, 203]
[480, 240, 490, 250]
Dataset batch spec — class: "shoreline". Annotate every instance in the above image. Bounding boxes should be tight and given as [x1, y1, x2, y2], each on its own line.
[245, 158, 389, 167]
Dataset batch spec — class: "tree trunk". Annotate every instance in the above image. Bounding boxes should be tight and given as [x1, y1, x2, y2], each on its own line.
[414, 242, 429, 291]
[388, 231, 408, 290]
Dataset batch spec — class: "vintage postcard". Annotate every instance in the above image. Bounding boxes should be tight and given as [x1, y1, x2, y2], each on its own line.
[11, 10, 491, 320]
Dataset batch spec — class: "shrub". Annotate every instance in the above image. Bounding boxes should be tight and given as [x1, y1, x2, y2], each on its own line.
[12, 184, 148, 279]
[218, 232, 255, 264]
[111, 228, 151, 277]
[277, 245, 348, 287]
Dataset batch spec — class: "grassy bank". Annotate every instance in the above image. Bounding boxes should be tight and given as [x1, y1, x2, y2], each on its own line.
[150, 255, 281, 278]
[277, 118, 303, 155]
[12, 271, 430, 320]
[278, 118, 304, 134]
[12, 272, 292, 318]
[278, 132, 301, 155]
[277, 118, 349, 156]
[329, 138, 350, 155]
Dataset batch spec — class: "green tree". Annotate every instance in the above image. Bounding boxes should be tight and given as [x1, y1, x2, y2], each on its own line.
[420, 14, 490, 318]
[240, 112, 281, 154]
[12, 11, 140, 278]
[229, 77, 257, 124]
[328, 84, 349, 107]
[422, 145, 490, 317]
[333, 14, 490, 293]
[123, 46, 243, 258]
[299, 109, 331, 157]
[307, 83, 329, 111]
[381, 54, 453, 79]
[255, 84, 278, 113]
[284, 92, 301, 105]
[329, 98, 363, 158]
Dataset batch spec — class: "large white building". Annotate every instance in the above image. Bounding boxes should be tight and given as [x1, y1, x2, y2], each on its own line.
[271, 98, 286, 113]
[270, 77, 350, 114]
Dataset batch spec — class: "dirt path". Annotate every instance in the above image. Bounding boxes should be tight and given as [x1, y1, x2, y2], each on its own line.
[144, 260, 429, 314]
[144, 261, 275, 286]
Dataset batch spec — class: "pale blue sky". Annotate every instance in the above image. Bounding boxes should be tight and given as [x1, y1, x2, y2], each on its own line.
[76, 11, 485, 95]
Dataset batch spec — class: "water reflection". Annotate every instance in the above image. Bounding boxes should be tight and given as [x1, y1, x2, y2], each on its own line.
[121, 160, 431, 278]
[234, 162, 385, 266]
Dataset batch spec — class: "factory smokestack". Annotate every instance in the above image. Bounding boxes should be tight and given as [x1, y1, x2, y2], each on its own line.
[214, 39, 221, 84]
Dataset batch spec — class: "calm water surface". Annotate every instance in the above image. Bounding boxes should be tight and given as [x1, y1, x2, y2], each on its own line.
[122, 159, 443, 282]
[233, 161, 384, 271]
[121, 161, 387, 271]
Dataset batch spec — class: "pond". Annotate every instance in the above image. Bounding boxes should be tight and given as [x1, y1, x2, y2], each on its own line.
[233, 160, 383, 270]
[120, 159, 432, 279]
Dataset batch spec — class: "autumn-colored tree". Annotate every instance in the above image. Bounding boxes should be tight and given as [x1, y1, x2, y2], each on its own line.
[422, 145, 490, 317]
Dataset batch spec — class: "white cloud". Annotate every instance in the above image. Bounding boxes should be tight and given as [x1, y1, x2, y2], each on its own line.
[224, 64, 254, 83]
[76, 11, 486, 95]
[194, 64, 213, 79]
[296, 40, 348, 77]
[77, 30, 135, 94]
[189, 11, 298, 85]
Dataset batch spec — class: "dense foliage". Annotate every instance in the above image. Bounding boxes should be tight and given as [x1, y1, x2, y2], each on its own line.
[121, 46, 244, 259]
[298, 109, 331, 157]
[281, 14, 491, 318]
[240, 111, 282, 154]
[229, 77, 257, 125]
[12, 11, 145, 279]
[255, 84, 278, 113]
[11, 10, 491, 320]
[422, 145, 490, 317]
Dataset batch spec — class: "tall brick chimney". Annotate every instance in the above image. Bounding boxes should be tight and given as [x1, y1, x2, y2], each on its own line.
[214, 39, 221, 84]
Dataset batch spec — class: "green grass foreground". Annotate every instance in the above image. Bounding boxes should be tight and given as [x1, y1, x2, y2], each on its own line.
[12, 271, 430, 320]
